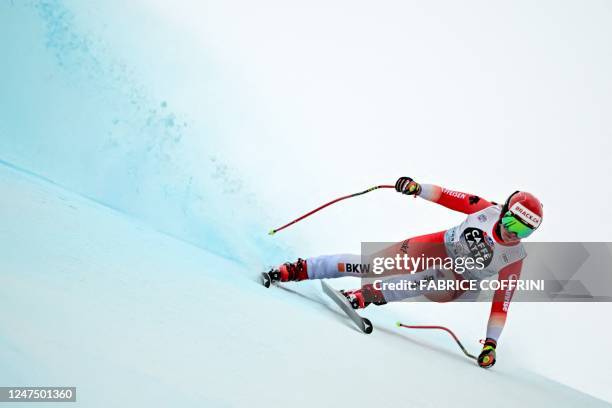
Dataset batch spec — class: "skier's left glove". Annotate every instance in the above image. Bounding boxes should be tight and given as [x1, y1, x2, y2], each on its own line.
[395, 177, 421, 196]
[477, 338, 497, 368]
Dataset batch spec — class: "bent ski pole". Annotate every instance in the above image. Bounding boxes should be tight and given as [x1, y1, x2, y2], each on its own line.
[396, 322, 478, 361]
[268, 185, 395, 235]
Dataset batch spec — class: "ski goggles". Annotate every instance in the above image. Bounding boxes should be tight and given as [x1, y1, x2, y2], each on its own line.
[501, 211, 535, 238]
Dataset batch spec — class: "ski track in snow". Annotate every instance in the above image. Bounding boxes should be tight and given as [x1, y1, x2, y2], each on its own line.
[1, 163, 610, 408]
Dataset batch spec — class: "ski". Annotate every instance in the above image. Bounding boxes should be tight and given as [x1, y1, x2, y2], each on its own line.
[262, 273, 373, 334]
[321, 281, 373, 334]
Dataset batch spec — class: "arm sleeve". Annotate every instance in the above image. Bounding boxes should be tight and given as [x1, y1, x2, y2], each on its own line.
[485, 260, 523, 342]
[418, 184, 493, 214]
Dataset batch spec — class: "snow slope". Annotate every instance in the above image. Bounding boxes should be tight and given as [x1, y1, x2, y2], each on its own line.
[1, 162, 610, 407]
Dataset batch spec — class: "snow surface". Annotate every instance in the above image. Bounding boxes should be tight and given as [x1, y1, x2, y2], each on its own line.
[1, 161, 610, 407]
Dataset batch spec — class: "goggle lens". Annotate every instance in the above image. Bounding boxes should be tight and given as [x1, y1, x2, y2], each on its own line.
[501, 212, 534, 238]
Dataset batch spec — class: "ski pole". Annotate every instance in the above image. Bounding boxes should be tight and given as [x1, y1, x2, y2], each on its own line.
[396, 322, 478, 361]
[268, 185, 395, 235]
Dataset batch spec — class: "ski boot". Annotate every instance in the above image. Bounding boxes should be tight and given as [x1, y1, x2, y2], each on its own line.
[262, 258, 308, 288]
[340, 284, 387, 309]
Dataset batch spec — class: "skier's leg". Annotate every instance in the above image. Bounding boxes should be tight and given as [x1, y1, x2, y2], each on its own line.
[278, 230, 448, 283]
[345, 230, 461, 308]
[274, 231, 456, 305]
[306, 254, 365, 279]
[371, 230, 457, 302]
[271, 254, 363, 283]
[342, 269, 438, 309]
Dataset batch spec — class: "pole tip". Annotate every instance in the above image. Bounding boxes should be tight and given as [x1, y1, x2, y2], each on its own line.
[395, 321, 402, 327]
[268, 229, 276, 236]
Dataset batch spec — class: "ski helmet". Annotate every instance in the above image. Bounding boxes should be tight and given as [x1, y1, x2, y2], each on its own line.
[500, 191, 543, 239]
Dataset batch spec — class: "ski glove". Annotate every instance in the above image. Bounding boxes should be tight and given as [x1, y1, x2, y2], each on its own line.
[395, 177, 421, 196]
[477, 339, 497, 368]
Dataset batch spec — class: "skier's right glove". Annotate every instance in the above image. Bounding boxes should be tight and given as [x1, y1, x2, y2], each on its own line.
[477, 339, 497, 368]
[395, 177, 421, 196]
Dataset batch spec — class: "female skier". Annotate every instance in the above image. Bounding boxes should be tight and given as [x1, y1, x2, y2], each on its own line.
[265, 177, 543, 368]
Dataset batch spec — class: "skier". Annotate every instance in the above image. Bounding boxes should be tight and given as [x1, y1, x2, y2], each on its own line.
[265, 177, 543, 368]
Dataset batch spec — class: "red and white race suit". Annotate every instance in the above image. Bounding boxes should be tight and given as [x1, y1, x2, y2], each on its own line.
[304, 184, 526, 343]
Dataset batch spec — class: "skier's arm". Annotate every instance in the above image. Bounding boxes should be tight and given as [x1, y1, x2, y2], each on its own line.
[395, 177, 491, 214]
[477, 260, 523, 368]
[418, 184, 493, 214]
[485, 260, 523, 343]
